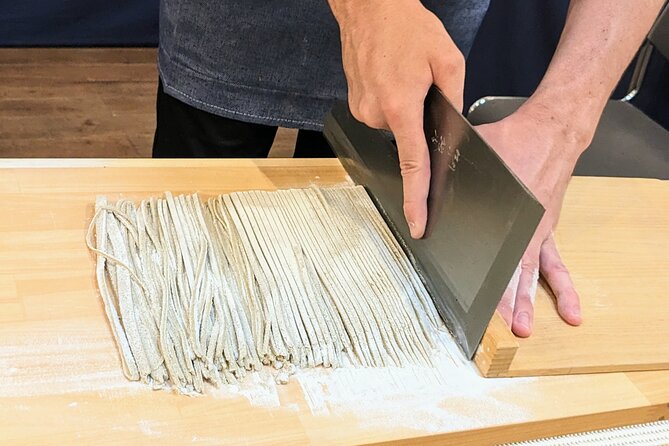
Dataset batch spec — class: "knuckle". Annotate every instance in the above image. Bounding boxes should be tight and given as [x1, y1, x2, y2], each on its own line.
[521, 259, 539, 272]
[436, 52, 465, 76]
[543, 255, 569, 275]
[348, 97, 362, 120]
[550, 261, 570, 275]
[452, 52, 466, 72]
[349, 107, 363, 123]
[516, 289, 532, 304]
[398, 158, 427, 177]
[352, 96, 386, 129]
[380, 98, 406, 123]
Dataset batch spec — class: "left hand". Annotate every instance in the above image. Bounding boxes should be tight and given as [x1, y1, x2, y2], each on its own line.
[476, 106, 586, 337]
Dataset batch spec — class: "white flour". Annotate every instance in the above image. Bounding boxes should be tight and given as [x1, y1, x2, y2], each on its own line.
[0, 328, 145, 398]
[294, 358, 531, 433]
[208, 372, 282, 409]
[208, 330, 536, 433]
[0, 366, 144, 398]
[1, 328, 535, 435]
[137, 419, 164, 437]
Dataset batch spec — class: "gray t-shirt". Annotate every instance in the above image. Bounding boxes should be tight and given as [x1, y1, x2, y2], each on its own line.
[158, 0, 490, 130]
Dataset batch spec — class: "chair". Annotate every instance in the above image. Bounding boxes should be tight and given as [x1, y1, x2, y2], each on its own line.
[467, 5, 669, 180]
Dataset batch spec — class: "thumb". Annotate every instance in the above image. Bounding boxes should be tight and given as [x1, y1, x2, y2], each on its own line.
[388, 101, 430, 239]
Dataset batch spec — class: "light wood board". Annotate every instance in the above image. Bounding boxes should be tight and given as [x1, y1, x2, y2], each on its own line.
[475, 177, 669, 377]
[0, 159, 668, 446]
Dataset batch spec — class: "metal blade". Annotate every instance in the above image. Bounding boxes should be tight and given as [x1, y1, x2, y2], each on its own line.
[323, 87, 544, 358]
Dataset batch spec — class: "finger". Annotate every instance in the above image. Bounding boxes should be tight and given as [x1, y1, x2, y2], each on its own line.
[497, 262, 521, 327]
[385, 98, 430, 239]
[512, 250, 540, 338]
[540, 235, 582, 326]
[431, 52, 465, 112]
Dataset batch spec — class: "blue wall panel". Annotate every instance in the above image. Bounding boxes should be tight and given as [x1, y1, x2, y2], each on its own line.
[0, 0, 158, 46]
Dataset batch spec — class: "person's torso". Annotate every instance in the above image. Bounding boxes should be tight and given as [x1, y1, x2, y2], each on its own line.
[159, 0, 490, 101]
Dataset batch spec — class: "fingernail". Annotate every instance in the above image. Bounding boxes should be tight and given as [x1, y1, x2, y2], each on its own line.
[517, 312, 530, 328]
[408, 221, 418, 238]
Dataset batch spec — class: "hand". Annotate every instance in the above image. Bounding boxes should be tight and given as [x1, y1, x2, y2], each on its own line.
[476, 106, 587, 337]
[330, 0, 465, 238]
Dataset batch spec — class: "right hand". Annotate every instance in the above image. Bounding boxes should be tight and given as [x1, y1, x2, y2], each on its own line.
[331, 0, 466, 239]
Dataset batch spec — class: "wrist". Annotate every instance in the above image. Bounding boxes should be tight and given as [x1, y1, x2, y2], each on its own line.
[328, 0, 371, 25]
[517, 88, 603, 159]
[329, 0, 418, 26]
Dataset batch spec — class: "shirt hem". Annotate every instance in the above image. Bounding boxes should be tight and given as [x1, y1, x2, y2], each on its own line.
[158, 49, 339, 131]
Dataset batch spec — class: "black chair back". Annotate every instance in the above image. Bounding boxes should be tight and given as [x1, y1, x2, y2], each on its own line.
[649, 3, 669, 60]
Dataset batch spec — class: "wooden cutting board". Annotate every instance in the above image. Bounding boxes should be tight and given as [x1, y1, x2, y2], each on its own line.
[0, 159, 668, 446]
[475, 177, 669, 377]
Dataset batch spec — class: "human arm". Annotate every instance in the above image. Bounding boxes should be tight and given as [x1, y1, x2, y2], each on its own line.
[478, 0, 665, 336]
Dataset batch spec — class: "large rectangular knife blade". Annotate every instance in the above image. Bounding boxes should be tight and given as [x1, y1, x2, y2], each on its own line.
[323, 87, 544, 359]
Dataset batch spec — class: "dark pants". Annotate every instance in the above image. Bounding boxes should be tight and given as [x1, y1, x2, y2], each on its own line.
[152, 80, 334, 158]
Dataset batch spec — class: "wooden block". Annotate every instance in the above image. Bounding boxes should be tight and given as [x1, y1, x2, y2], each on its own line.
[474, 311, 518, 377]
[474, 177, 669, 378]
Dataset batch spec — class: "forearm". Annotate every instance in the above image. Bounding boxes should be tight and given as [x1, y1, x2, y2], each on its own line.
[521, 0, 664, 154]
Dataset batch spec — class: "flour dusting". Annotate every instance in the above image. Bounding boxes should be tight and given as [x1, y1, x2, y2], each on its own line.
[208, 371, 282, 409]
[138, 419, 163, 437]
[0, 325, 145, 398]
[295, 351, 532, 432]
[204, 331, 537, 434]
[2, 323, 537, 435]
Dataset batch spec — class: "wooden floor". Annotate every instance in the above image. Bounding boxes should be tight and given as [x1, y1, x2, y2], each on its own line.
[0, 48, 296, 158]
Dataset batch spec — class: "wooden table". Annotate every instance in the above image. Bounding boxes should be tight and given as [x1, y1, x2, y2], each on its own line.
[1, 159, 667, 445]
